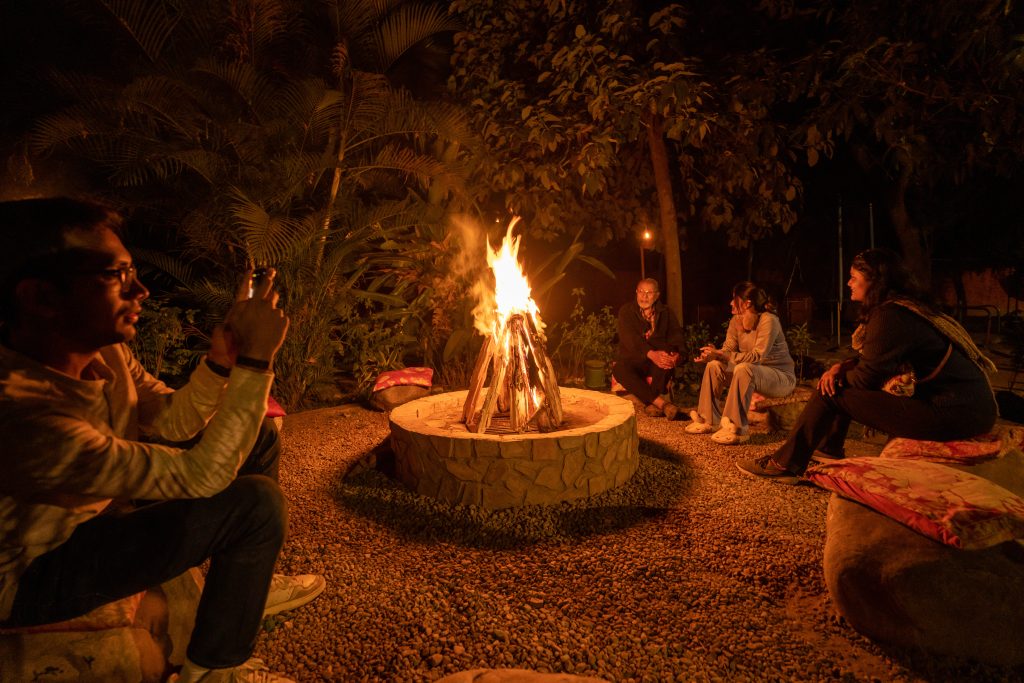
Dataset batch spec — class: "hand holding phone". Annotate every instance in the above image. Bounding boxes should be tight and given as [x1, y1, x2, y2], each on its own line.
[248, 267, 269, 299]
[226, 267, 289, 364]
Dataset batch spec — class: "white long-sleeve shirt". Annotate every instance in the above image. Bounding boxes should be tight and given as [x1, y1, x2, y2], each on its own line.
[0, 343, 272, 620]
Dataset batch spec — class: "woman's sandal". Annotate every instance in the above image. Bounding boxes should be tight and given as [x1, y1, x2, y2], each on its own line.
[684, 410, 714, 434]
[710, 416, 750, 445]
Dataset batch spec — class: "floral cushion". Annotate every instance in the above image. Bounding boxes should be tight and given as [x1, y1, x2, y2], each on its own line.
[372, 367, 434, 393]
[805, 457, 1024, 549]
[880, 434, 1002, 465]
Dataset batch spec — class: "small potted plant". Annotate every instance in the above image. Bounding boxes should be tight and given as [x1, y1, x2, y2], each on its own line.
[552, 289, 617, 388]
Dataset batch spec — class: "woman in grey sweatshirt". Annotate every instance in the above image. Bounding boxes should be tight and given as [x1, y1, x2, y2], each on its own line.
[687, 282, 796, 444]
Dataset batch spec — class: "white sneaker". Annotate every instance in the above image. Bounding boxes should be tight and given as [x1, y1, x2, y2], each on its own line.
[264, 573, 326, 616]
[171, 657, 294, 682]
[684, 410, 714, 434]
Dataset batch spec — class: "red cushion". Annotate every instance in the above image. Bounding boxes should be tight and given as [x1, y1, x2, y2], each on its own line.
[880, 433, 1010, 465]
[373, 367, 433, 393]
[806, 457, 1024, 549]
[266, 395, 286, 418]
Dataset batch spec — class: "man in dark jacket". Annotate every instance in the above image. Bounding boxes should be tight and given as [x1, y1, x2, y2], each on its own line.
[614, 278, 683, 418]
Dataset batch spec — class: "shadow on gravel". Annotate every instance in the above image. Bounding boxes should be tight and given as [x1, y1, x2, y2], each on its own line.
[331, 442, 695, 550]
[639, 435, 694, 464]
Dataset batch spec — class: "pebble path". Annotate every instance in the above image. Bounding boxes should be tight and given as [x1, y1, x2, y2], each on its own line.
[258, 404, 1014, 682]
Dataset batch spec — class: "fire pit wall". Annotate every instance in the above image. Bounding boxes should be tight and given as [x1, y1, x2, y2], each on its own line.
[389, 389, 639, 509]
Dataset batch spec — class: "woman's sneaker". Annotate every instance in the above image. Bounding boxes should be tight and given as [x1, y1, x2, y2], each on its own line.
[684, 410, 714, 434]
[735, 455, 800, 484]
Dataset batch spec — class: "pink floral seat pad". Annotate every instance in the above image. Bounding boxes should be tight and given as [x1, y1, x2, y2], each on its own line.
[806, 456, 1024, 549]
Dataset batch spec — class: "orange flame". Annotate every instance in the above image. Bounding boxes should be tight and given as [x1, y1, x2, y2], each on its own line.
[473, 216, 543, 341]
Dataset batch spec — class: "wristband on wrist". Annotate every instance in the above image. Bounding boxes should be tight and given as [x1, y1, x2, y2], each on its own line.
[236, 355, 272, 371]
[205, 357, 232, 378]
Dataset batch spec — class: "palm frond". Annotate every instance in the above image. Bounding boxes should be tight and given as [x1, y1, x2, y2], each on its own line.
[350, 145, 455, 192]
[345, 72, 394, 134]
[30, 112, 100, 154]
[164, 149, 227, 184]
[120, 75, 206, 139]
[374, 4, 460, 73]
[109, 153, 186, 187]
[182, 277, 236, 311]
[98, 0, 182, 62]
[229, 191, 319, 265]
[129, 247, 197, 286]
[192, 59, 278, 123]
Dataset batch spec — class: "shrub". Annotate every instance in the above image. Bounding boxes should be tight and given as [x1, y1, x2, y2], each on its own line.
[128, 299, 200, 384]
[550, 288, 618, 382]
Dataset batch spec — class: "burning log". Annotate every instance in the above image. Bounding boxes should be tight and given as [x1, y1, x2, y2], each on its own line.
[463, 314, 562, 434]
[462, 336, 494, 424]
[462, 216, 564, 434]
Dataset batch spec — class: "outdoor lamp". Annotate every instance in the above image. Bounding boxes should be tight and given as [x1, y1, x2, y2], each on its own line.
[641, 228, 653, 279]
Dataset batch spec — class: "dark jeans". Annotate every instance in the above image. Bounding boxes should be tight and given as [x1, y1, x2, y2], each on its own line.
[773, 387, 997, 475]
[5, 419, 286, 669]
[614, 356, 672, 405]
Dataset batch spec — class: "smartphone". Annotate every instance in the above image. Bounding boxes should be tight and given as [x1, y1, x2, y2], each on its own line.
[248, 267, 269, 299]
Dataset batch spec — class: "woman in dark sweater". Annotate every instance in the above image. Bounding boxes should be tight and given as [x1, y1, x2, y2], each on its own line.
[737, 248, 998, 483]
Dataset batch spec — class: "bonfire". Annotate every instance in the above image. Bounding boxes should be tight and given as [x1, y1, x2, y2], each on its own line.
[462, 218, 563, 434]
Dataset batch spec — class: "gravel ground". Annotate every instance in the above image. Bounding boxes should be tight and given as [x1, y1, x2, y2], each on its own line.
[256, 403, 1021, 682]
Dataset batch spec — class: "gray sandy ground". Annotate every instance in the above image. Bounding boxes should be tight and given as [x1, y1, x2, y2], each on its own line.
[256, 403, 1022, 682]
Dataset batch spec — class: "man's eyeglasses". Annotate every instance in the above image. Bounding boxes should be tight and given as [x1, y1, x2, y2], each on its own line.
[636, 289, 658, 297]
[85, 264, 139, 292]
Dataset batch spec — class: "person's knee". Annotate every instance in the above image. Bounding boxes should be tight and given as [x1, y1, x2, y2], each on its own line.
[705, 360, 727, 381]
[245, 419, 281, 480]
[255, 418, 280, 453]
[229, 475, 287, 542]
[733, 363, 754, 381]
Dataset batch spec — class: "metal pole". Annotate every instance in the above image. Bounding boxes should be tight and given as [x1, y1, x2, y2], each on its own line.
[640, 244, 646, 280]
[836, 198, 843, 349]
[868, 202, 875, 249]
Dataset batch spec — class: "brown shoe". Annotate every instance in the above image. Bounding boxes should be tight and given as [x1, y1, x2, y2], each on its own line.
[662, 403, 679, 420]
[644, 404, 663, 417]
[735, 455, 800, 484]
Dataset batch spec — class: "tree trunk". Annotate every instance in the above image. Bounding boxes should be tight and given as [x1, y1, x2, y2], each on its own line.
[646, 114, 684, 324]
[888, 164, 931, 289]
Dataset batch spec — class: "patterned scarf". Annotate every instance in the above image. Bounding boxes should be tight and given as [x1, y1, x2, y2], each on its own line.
[852, 298, 998, 377]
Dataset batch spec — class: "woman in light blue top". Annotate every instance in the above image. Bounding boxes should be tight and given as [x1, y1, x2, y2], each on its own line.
[687, 281, 796, 444]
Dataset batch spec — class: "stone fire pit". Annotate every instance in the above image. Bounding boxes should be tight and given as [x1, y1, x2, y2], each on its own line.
[389, 388, 638, 509]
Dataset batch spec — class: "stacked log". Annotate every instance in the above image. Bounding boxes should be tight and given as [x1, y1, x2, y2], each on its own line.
[463, 314, 563, 434]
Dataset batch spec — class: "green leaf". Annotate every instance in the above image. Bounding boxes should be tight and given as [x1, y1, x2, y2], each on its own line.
[575, 255, 616, 279]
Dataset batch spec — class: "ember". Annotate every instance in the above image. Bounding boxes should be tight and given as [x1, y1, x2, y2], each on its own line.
[463, 218, 563, 434]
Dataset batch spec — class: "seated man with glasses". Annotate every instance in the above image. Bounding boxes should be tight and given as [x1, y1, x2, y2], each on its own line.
[614, 278, 683, 419]
[0, 197, 323, 682]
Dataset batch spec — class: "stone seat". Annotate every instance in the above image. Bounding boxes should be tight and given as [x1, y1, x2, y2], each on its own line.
[0, 569, 203, 682]
[750, 384, 815, 432]
[822, 438, 1024, 665]
[750, 383, 815, 411]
